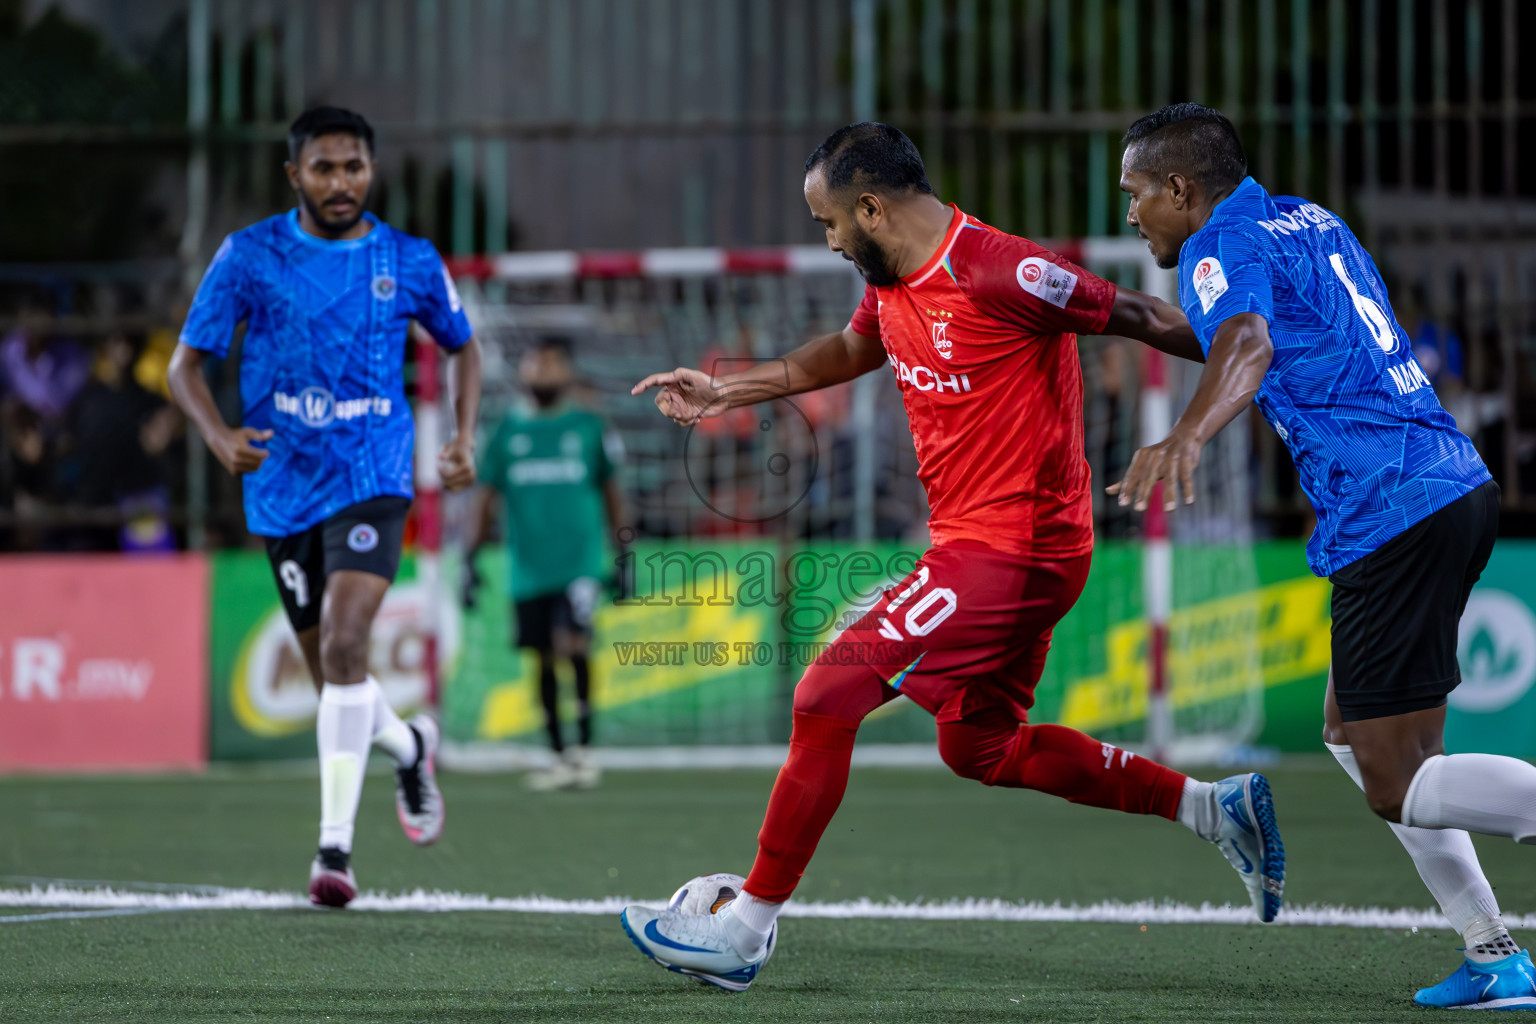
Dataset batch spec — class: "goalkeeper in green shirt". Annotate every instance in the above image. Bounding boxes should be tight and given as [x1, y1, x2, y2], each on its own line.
[468, 338, 627, 790]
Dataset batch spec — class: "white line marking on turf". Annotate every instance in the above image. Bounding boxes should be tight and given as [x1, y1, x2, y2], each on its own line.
[0, 908, 180, 924]
[0, 883, 1522, 930]
[0, 875, 240, 895]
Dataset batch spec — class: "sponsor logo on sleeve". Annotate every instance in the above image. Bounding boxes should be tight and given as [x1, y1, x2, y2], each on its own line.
[1192, 257, 1230, 314]
[1015, 257, 1078, 309]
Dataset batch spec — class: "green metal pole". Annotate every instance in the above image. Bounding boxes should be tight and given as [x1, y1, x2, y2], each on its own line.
[1291, 0, 1310, 196]
[184, 0, 212, 551]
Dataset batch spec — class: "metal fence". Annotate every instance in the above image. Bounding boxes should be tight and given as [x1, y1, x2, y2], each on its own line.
[1, 0, 1533, 548]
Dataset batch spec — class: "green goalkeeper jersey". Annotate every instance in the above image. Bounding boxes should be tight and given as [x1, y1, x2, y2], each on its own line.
[478, 403, 621, 601]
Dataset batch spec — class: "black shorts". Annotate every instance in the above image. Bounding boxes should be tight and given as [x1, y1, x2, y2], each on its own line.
[264, 495, 412, 632]
[1330, 480, 1499, 722]
[514, 577, 602, 650]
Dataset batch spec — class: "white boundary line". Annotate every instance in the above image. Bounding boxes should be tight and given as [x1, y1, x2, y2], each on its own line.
[0, 908, 181, 924]
[0, 883, 1519, 930]
[439, 742, 946, 772]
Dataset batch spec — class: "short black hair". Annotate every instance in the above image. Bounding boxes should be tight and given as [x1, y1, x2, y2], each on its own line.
[804, 122, 935, 200]
[288, 106, 375, 163]
[532, 336, 574, 360]
[1122, 103, 1247, 189]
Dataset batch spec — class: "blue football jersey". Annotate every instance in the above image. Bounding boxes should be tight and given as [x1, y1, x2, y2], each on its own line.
[181, 211, 473, 537]
[1178, 177, 1490, 577]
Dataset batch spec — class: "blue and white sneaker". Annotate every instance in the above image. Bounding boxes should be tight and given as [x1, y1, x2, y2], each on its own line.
[1211, 773, 1285, 923]
[619, 899, 777, 992]
[1414, 951, 1536, 1010]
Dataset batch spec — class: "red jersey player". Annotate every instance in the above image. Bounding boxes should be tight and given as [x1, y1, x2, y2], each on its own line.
[621, 123, 1285, 992]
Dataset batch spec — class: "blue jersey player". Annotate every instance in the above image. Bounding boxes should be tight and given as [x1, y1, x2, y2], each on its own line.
[168, 107, 483, 908]
[1115, 103, 1536, 1010]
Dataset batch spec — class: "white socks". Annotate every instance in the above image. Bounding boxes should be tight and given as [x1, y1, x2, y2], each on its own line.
[1175, 778, 1220, 841]
[726, 891, 783, 957]
[1401, 753, 1536, 844]
[317, 682, 375, 852]
[1327, 743, 1511, 958]
[367, 676, 419, 767]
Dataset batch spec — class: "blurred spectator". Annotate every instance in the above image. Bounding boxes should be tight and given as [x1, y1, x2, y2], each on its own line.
[0, 326, 88, 421]
[0, 326, 90, 548]
[1401, 283, 1505, 450]
[135, 317, 181, 399]
[69, 333, 179, 551]
[1404, 285, 1465, 394]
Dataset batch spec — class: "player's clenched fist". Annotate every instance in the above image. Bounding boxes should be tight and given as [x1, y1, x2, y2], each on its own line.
[437, 436, 476, 491]
[630, 367, 726, 427]
[211, 426, 273, 475]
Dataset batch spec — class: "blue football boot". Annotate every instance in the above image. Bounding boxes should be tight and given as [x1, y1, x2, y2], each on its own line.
[1210, 773, 1285, 923]
[1414, 951, 1536, 1010]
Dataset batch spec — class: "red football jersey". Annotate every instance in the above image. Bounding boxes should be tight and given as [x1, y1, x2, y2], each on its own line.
[848, 205, 1117, 559]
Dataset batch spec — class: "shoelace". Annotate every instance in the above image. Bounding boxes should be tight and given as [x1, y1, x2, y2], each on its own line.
[658, 909, 730, 951]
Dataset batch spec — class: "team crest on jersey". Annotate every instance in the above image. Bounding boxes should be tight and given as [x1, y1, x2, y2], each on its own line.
[371, 274, 397, 301]
[1015, 257, 1078, 308]
[1192, 257, 1229, 314]
[931, 320, 953, 359]
[347, 524, 379, 553]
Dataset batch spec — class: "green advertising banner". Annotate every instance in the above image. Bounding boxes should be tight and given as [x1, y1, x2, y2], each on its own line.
[444, 539, 1339, 754]
[453, 542, 781, 748]
[209, 552, 443, 760]
[1040, 543, 1333, 754]
[1445, 543, 1536, 757]
[228, 535, 1536, 760]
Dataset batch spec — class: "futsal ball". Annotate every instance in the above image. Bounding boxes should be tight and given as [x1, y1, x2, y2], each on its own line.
[667, 872, 746, 916]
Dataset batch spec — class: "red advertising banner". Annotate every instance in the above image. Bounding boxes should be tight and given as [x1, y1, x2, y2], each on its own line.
[0, 555, 208, 770]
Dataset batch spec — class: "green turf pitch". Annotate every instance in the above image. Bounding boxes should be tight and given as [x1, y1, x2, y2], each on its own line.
[2, 762, 1534, 1022]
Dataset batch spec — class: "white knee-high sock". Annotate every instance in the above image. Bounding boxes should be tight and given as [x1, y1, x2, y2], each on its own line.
[1326, 743, 1508, 950]
[366, 676, 418, 767]
[317, 682, 375, 853]
[1402, 753, 1536, 845]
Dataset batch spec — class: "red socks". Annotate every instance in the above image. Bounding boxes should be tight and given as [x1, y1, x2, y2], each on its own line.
[744, 716, 1185, 905]
[743, 711, 859, 903]
[982, 723, 1185, 819]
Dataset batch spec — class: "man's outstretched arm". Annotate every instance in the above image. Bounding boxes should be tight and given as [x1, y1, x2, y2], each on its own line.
[1104, 286, 1206, 363]
[1108, 311, 1273, 511]
[632, 327, 885, 427]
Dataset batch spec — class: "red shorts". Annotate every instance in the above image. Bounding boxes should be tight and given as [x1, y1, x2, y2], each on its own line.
[805, 540, 1091, 724]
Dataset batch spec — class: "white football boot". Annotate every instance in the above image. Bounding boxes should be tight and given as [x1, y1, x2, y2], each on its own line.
[567, 746, 603, 790]
[620, 898, 777, 992]
[394, 714, 445, 846]
[524, 758, 579, 792]
[308, 847, 357, 908]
